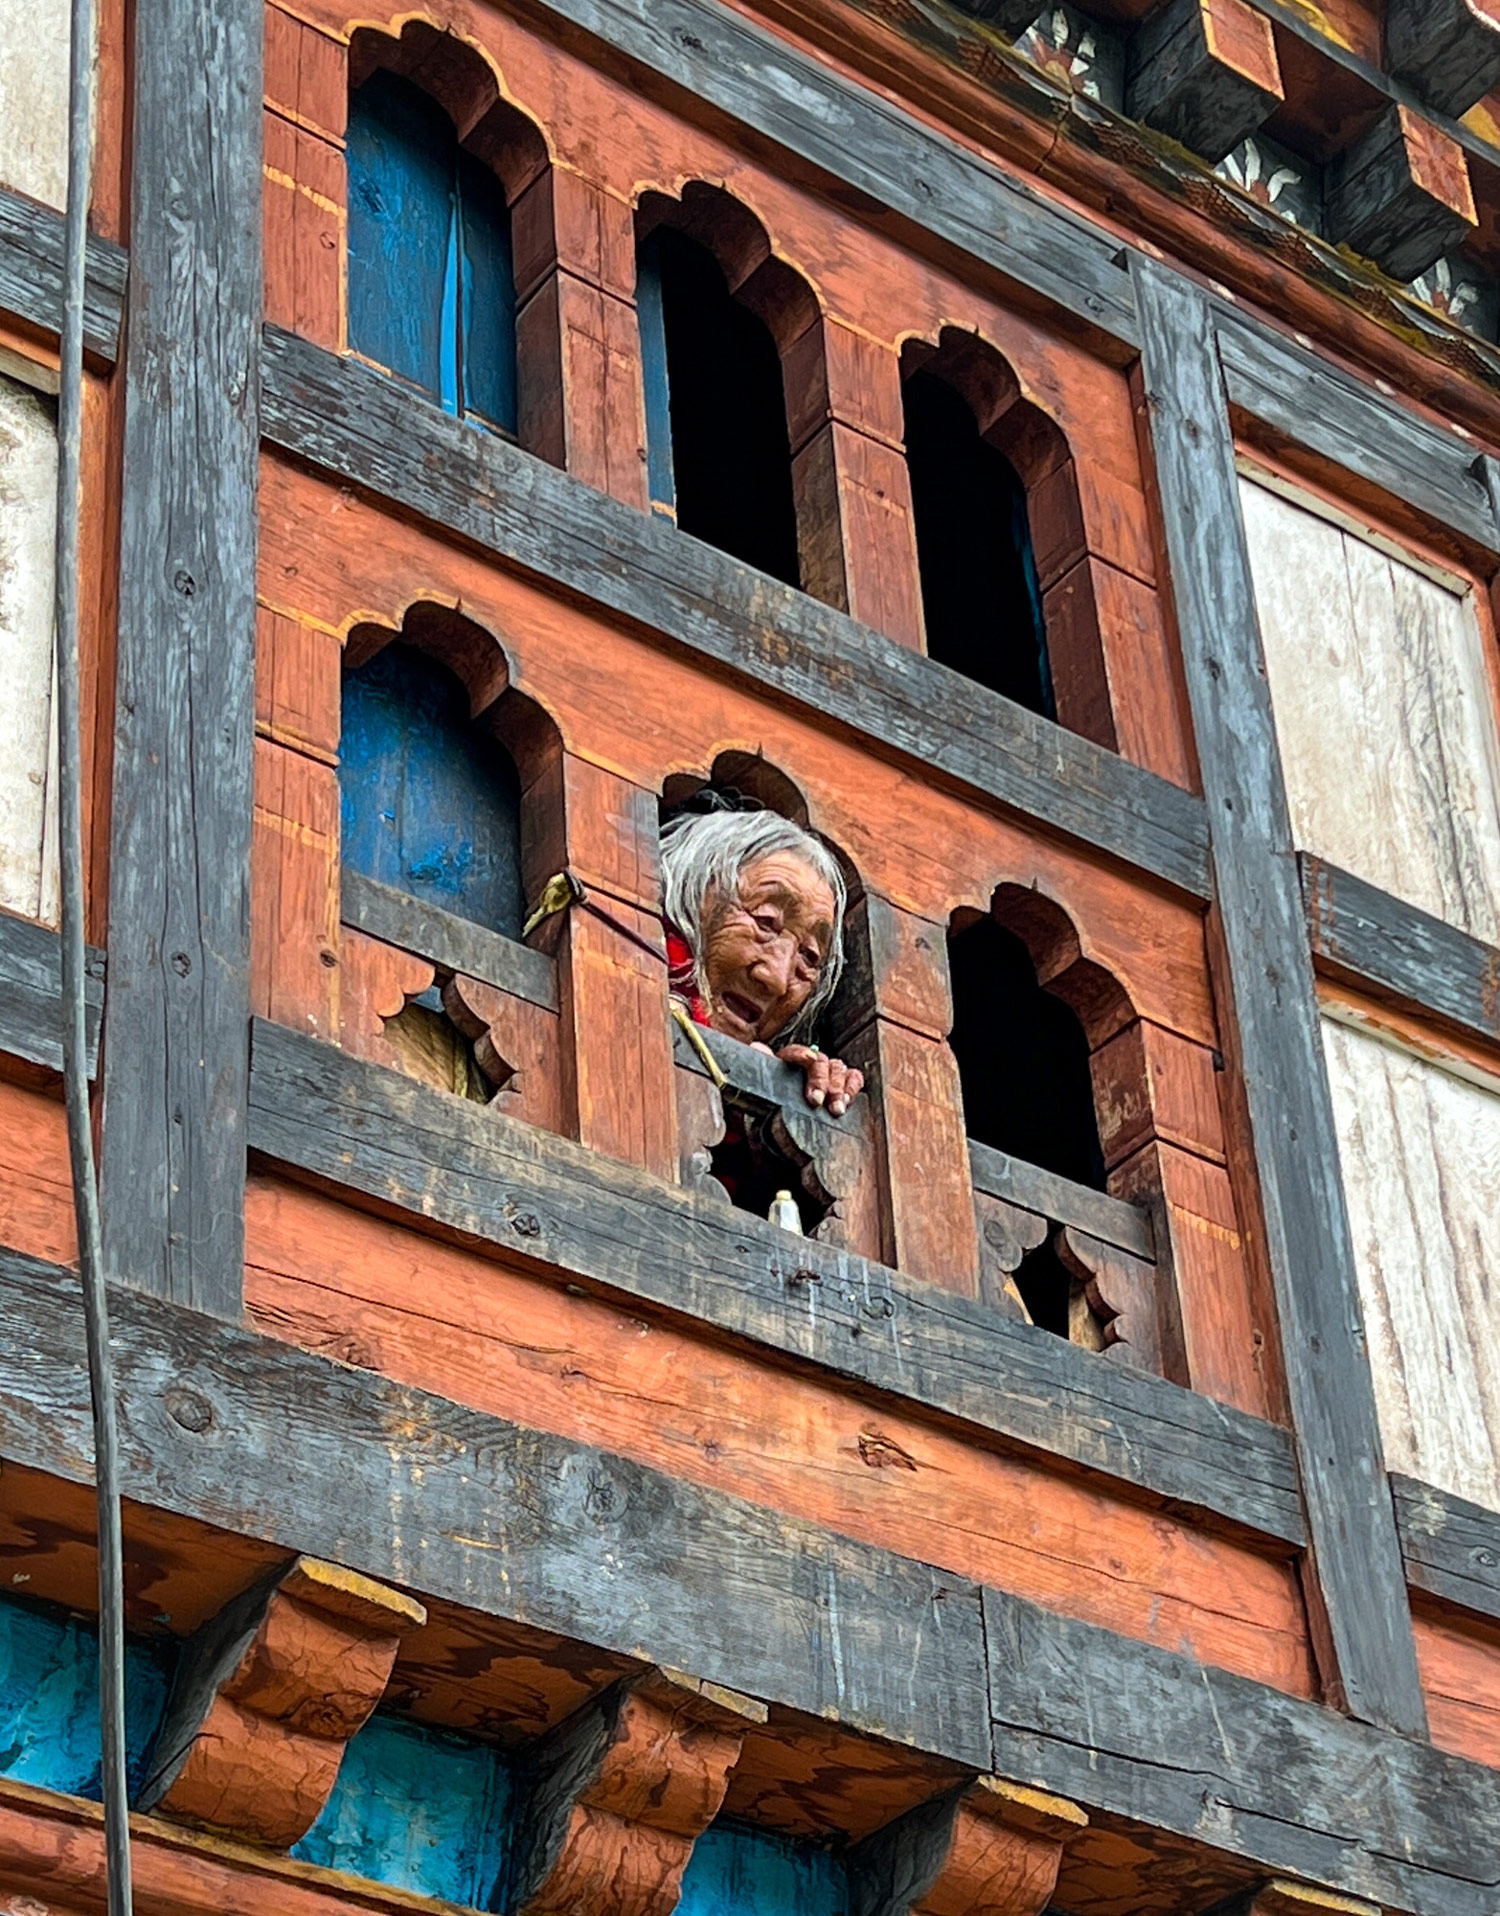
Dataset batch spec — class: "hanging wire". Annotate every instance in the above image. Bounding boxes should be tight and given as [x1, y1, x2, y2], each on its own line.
[53, 0, 134, 1899]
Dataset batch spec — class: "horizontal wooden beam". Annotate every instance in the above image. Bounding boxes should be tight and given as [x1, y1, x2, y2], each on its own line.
[1392, 1473, 1500, 1625]
[0, 1245, 1494, 1914]
[0, 187, 125, 361]
[984, 1586, 1500, 1916]
[967, 1139, 1154, 1262]
[671, 1016, 875, 1141]
[1216, 311, 1496, 554]
[534, 0, 1139, 346]
[0, 911, 104, 1078]
[247, 1017, 1305, 1545]
[0, 1241, 991, 1767]
[340, 872, 560, 1012]
[260, 329, 1213, 899]
[0, 154, 1492, 575]
[1301, 855, 1500, 1049]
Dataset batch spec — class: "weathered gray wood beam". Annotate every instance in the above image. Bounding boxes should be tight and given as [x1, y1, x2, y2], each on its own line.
[1301, 855, 1500, 1048]
[1325, 104, 1476, 284]
[1215, 308, 1496, 554]
[1392, 1473, 1500, 1625]
[260, 329, 1212, 900]
[340, 871, 560, 1012]
[1386, 0, 1500, 120]
[0, 912, 103, 1078]
[0, 1246, 1495, 1916]
[968, 1139, 1155, 1261]
[532, 0, 1138, 344]
[247, 1017, 1306, 1545]
[98, 0, 262, 1318]
[0, 186, 125, 361]
[984, 1587, 1500, 1916]
[0, 1242, 991, 1769]
[1127, 0, 1285, 165]
[1134, 259, 1427, 1738]
[0, 122, 1494, 568]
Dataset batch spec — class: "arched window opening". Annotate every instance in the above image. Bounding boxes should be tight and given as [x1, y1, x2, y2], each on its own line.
[636, 212, 803, 586]
[340, 637, 526, 1103]
[661, 755, 871, 1240]
[903, 365, 1052, 716]
[340, 640, 524, 936]
[949, 915, 1104, 1189]
[949, 911, 1108, 1335]
[346, 65, 518, 431]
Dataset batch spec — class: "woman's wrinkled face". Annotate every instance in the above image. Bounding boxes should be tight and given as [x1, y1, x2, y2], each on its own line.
[700, 852, 836, 1045]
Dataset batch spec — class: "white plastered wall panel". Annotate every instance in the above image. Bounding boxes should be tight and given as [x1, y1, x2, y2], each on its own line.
[0, 370, 60, 925]
[1322, 1013, 1500, 1514]
[1240, 475, 1500, 943]
[0, 0, 74, 207]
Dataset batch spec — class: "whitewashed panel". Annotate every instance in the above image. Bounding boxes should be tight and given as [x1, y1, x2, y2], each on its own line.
[0, 371, 59, 925]
[1323, 1014, 1500, 1513]
[1241, 476, 1500, 943]
[0, 0, 72, 207]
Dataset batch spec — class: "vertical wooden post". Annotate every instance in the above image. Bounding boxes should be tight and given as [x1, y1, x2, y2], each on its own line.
[1132, 258, 1426, 1737]
[99, 0, 262, 1317]
[833, 894, 980, 1291]
[784, 321, 925, 650]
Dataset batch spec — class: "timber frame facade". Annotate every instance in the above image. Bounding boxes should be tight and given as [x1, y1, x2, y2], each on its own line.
[1, 0, 1500, 1907]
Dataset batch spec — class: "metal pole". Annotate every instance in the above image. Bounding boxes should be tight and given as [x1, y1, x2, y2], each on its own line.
[53, 0, 135, 1899]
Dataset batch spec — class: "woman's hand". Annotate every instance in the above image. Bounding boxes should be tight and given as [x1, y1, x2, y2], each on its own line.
[758, 1042, 864, 1117]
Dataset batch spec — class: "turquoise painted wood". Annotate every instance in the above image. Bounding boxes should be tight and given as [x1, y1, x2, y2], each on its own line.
[677, 1822, 848, 1916]
[339, 641, 525, 938]
[347, 68, 518, 433]
[293, 1712, 512, 1906]
[636, 233, 677, 520]
[0, 1592, 174, 1802]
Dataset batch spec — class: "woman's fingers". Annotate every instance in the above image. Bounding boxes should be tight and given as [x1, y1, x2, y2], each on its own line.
[777, 1046, 861, 1115]
[826, 1064, 864, 1117]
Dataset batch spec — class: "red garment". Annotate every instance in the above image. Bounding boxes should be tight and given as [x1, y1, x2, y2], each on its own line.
[666, 926, 710, 1026]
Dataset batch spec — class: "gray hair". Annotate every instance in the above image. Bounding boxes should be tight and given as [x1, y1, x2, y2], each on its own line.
[660, 808, 847, 1042]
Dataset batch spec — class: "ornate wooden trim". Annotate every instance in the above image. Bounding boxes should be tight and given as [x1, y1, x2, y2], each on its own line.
[510, 1668, 766, 1916]
[138, 1557, 426, 1847]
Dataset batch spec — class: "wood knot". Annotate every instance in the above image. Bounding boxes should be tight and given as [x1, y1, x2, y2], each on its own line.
[857, 1429, 919, 1471]
[165, 1387, 214, 1433]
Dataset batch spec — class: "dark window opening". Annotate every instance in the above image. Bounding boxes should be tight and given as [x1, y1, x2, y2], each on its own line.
[347, 67, 518, 432]
[950, 915, 1106, 1332]
[637, 228, 801, 586]
[708, 1103, 830, 1235]
[949, 916, 1104, 1187]
[903, 368, 1052, 716]
[339, 640, 524, 939]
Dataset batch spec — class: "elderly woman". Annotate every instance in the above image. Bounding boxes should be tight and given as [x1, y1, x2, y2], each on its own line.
[660, 808, 864, 1117]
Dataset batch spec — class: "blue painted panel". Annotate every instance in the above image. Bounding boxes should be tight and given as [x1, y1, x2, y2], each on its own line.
[0, 1592, 175, 1803]
[677, 1822, 848, 1916]
[339, 641, 525, 938]
[636, 235, 677, 519]
[348, 69, 518, 431]
[293, 1713, 511, 1907]
[458, 151, 519, 433]
[347, 69, 456, 400]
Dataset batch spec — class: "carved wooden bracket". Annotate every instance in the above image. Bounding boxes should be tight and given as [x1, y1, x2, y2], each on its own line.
[671, 1018, 874, 1243]
[443, 972, 520, 1091]
[510, 1666, 767, 1916]
[138, 1556, 427, 1847]
[974, 1191, 1047, 1321]
[1057, 1225, 1163, 1373]
[849, 1774, 1087, 1916]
